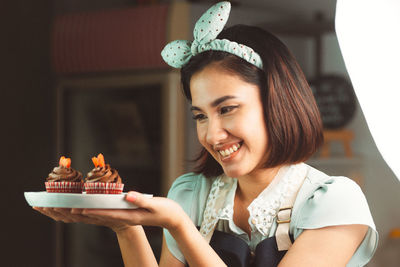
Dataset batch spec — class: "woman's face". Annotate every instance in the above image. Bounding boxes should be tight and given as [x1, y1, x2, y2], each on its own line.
[190, 63, 268, 178]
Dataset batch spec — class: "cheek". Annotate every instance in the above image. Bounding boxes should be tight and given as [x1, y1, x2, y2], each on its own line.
[253, 121, 269, 153]
[241, 110, 268, 145]
[196, 124, 207, 146]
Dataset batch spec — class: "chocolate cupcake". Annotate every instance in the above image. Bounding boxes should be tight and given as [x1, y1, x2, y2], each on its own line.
[84, 154, 124, 194]
[45, 156, 84, 193]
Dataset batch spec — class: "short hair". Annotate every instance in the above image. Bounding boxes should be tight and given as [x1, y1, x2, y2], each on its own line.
[181, 24, 324, 178]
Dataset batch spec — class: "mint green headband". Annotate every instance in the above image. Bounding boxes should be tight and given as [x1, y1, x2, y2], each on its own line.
[161, 1, 263, 69]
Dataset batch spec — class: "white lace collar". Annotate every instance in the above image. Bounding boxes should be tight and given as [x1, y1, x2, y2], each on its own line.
[200, 163, 307, 238]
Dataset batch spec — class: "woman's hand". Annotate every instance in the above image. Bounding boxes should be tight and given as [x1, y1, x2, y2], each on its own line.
[33, 206, 130, 232]
[33, 192, 185, 233]
[80, 192, 185, 231]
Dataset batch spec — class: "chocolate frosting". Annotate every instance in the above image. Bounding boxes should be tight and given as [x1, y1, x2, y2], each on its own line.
[85, 164, 122, 183]
[47, 166, 83, 182]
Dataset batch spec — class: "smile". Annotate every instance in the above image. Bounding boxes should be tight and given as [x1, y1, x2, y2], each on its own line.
[218, 142, 241, 157]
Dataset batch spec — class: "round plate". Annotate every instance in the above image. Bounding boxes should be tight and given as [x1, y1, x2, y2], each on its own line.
[24, 191, 153, 209]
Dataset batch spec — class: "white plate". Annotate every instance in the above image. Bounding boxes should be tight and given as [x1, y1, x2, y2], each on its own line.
[24, 191, 153, 209]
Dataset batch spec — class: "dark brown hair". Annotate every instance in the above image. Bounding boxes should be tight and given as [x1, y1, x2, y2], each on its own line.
[181, 25, 324, 178]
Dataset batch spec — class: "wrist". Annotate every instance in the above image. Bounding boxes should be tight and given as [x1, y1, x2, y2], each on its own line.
[113, 225, 140, 235]
[167, 211, 193, 236]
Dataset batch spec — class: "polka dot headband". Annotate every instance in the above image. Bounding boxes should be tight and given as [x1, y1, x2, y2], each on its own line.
[161, 1, 263, 69]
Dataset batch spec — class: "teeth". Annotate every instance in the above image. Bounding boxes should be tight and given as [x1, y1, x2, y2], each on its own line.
[218, 143, 241, 157]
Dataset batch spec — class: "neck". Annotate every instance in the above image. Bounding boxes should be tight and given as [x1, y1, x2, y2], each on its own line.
[235, 166, 281, 204]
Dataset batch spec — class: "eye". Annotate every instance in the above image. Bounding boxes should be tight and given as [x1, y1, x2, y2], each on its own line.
[192, 113, 207, 122]
[220, 105, 239, 115]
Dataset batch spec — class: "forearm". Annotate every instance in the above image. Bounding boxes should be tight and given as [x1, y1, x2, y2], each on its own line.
[116, 225, 158, 267]
[168, 215, 226, 267]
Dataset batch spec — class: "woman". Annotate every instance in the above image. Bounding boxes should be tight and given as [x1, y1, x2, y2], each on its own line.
[34, 2, 377, 266]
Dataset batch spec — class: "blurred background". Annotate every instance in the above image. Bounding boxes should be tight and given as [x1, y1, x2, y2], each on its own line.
[2, 0, 399, 266]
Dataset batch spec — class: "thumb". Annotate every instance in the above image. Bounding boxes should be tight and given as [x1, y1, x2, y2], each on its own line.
[125, 191, 151, 209]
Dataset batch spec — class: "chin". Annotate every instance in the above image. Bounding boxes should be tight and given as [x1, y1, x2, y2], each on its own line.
[222, 166, 247, 178]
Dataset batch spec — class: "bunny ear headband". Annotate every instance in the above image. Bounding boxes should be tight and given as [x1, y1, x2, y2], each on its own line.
[161, 1, 263, 69]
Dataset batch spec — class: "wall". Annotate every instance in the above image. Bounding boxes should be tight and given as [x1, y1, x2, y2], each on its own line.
[1, 1, 55, 266]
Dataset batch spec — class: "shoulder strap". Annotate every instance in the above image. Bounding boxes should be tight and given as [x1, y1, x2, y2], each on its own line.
[275, 163, 309, 251]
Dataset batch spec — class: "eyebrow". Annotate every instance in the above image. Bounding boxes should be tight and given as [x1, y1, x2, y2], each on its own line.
[190, 95, 237, 111]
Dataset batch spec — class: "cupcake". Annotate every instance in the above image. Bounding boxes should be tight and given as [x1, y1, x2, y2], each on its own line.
[84, 153, 124, 194]
[45, 156, 84, 193]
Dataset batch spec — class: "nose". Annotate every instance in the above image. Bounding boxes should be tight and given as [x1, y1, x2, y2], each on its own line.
[205, 117, 228, 146]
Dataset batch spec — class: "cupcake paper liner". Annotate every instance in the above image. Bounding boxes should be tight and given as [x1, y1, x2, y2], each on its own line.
[45, 181, 84, 193]
[84, 182, 124, 194]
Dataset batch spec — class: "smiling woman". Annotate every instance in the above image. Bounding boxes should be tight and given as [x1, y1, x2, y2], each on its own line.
[33, 2, 378, 267]
[162, 2, 377, 266]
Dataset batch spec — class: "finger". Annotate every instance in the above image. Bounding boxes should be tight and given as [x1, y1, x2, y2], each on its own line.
[82, 208, 149, 226]
[52, 208, 76, 223]
[34, 207, 59, 219]
[53, 208, 72, 213]
[53, 208, 107, 225]
[33, 207, 123, 227]
[82, 208, 136, 219]
[125, 191, 152, 210]
[33, 207, 54, 218]
[36, 207, 71, 223]
[33, 207, 44, 213]
[71, 208, 84, 215]
[69, 213, 105, 225]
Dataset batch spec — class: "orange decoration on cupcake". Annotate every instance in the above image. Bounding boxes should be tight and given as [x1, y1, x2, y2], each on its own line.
[91, 153, 105, 168]
[91, 156, 98, 167]
[59, 156, 71, 168]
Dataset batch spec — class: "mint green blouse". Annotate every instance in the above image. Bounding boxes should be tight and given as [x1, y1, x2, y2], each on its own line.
[163, 163, 378, 266]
